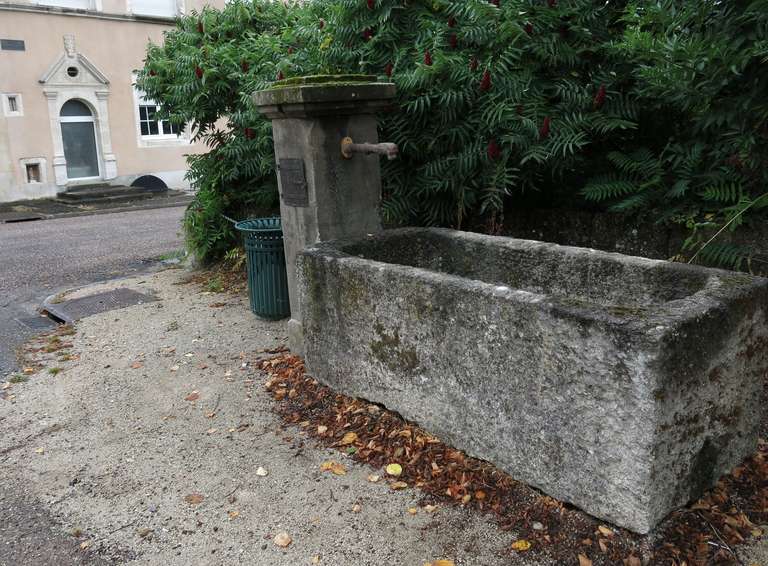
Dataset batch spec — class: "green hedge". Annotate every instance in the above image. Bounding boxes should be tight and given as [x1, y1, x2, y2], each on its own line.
[138, 0, 768, 268]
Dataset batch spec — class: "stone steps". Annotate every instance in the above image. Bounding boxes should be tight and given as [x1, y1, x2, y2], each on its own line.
[56, 184, 165, 204]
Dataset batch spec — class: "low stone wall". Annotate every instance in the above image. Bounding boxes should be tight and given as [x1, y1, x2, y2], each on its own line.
[297, 228, 768, 533]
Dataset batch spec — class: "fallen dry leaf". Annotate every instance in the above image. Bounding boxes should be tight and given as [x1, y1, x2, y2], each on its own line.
[339, 431, 358, 445]
[256, 467, 269, 477]
[390, 481, 408, 490]
[317, 425, 328, 435]
[511, 540, 531, 552]
[623, 556, 641, 566]
[170, 365, 179, 372]
[273, 532, 292, 548]
[311, 557, 320, 565]
[183, 493, 204, 505]
[423, 561, 455, 566]
[351, 504, 361, 513]
[578, 554, 593, 566]
[424, 504, 438, 513]
[137, 527, 153, 538]
[367, 474, 380, 483]
[461, 494, 472, 505]
[184, 391, 200, 402]
[320, 461, 346, 476]
[130, 361, 143, 369]
[407, 507, 418, 515]
[386, 463, 403, 476]
[79, 541, 91, 550]
[35, 447, 44, 455]
[597, 525, 614, 537]
[206, 428, 217, 435]
[228, 510, 239, 520]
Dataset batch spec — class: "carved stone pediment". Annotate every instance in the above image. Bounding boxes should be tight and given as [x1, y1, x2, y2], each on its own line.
[39, 34, 109, 88]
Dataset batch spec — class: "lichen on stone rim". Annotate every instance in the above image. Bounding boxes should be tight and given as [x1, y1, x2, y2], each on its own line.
[269, 74, 377, 89]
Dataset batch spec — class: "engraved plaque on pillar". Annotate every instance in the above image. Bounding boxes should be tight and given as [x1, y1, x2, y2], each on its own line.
[279, 158, 309, 207]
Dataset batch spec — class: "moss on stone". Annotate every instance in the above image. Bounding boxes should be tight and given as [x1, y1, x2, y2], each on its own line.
[269, 74, 377, 89]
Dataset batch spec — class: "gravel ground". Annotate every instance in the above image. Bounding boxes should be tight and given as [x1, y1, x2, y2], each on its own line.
[0, 268, 533, 566]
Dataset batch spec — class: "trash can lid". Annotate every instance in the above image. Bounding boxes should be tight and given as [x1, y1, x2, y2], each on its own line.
[234, 217, 282, 233]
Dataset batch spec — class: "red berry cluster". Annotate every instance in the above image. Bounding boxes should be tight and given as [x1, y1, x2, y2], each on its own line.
[539, 117, 551, 139]
[593, 84, 606, 109]
[424, 50, 433, 66]
[480, 69, 492, 92]
[195, 66, 203, 79]
[487, 139, 501, 160]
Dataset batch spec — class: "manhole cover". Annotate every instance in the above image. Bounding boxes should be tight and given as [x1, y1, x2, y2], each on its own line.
[14, 316, 60, 331]
[45, 288, 158, 323]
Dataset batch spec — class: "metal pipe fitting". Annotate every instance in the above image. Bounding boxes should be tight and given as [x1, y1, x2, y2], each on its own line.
[341, 136, 399, 161]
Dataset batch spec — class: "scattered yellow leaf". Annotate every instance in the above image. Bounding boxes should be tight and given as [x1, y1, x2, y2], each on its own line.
[423, 561, 455, 566]
[407, 507, 418, 515]
[23, 367, 35, 374]
[273, 532, 292, 548]
[228, 510, 239, 520]
[35, 447, 44, 454]
[311, 557, 320, 565]
[320, 461, 346, 476]
[386, 463, 403, 476]
[79, 541, 91, 550]
[367, 474, 380, 483]
[511, 539, 531, 552]
[461, 494, 471, 504]
[390, 481, 408, 490]
[184, 391, 200, 402]
[183, 493, 204, 505]
[340, 431, 358, 445]
[578, 554, 593, 566]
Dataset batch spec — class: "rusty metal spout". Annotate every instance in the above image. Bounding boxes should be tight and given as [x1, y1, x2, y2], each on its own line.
[341, 137, 399, 161]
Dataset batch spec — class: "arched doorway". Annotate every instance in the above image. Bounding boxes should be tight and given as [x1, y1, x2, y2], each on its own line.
[60, 100, 100, 180]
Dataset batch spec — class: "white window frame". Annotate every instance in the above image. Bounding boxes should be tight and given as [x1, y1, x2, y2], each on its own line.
[2, 93, 23, 117]
[126, 0, 182, 18]
[35, 0, 101, 11]
[132, 78, 191, 148]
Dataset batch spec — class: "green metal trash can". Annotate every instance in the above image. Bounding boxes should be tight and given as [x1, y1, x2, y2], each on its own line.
[235, 217, 291, 320]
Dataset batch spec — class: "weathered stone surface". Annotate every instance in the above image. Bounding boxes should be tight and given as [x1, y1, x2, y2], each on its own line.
[297, 227, 768, 533]
[253, 78, 396, 352]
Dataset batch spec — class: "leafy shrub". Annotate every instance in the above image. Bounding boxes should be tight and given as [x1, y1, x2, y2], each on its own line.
[139, 0, 768, 268]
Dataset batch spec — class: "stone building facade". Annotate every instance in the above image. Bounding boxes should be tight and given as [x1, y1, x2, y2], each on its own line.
[0, 0, 222, 202]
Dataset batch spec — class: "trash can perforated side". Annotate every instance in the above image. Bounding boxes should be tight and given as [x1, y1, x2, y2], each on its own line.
[235, 217, 290, 320]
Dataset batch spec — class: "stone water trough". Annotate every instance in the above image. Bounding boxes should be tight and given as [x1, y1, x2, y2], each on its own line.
[297, 227, 768, 533]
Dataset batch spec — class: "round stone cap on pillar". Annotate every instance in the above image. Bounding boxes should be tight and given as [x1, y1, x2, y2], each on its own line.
[252, 74, 396, 119]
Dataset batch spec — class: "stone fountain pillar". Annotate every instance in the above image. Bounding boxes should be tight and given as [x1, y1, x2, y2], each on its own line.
[252, 75, 397, 353]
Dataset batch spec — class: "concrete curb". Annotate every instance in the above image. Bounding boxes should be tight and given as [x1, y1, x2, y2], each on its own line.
[0, 195, 193, 224]
[40, 292, 75, 325]
[39, 196, 194, 221]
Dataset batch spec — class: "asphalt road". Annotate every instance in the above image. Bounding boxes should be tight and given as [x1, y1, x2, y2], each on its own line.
[0, 206, 186, 377]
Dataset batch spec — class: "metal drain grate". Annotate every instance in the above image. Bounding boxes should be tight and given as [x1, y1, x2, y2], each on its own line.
[14, 316, 60, 331]
[44, 288, 158, 324]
